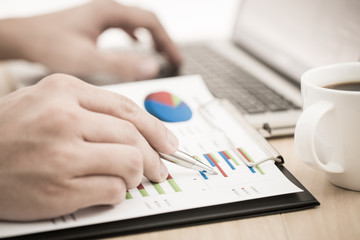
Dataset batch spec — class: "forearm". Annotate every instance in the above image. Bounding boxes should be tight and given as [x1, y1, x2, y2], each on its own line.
[0, 18, 27, 60]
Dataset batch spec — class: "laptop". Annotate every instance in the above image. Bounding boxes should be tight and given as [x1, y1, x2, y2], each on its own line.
[158, 0, 360, 138]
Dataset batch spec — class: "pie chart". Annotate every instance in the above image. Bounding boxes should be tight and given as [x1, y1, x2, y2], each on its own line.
[144, 91, 192, 122]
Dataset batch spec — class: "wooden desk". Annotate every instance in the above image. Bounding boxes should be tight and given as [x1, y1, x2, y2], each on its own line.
[1, 65, 359, 240]
[105, 137, 360, 240]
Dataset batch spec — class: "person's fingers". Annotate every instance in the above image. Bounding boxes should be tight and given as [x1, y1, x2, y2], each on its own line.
[70, 143, 143, 188]
[78, 109, 169, 182]
[73, 78, 179, 154]
[36, 75, 173, 182]
[97, 1, 183, 67]
[69, 175, 127, 210]
[95, 50, 160, 81]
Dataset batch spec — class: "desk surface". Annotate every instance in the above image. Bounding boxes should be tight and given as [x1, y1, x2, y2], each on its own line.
[0, 66, 359, 240]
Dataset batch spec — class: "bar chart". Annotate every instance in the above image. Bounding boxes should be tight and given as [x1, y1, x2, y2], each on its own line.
[126, 174, 182, 200]
[196, 147, 264, 179]
[125, 145, 266, 201]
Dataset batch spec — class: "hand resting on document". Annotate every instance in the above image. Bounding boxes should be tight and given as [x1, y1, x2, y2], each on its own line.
[0, 74, 179, 221]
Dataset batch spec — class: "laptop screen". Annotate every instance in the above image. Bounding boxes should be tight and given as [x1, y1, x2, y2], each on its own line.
[233, 0, 360, 82]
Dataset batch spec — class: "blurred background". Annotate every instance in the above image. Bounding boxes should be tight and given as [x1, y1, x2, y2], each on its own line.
[0, 0, 239, 88]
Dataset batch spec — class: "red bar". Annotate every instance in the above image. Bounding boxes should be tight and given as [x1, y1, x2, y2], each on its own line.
[237, 148, 251, 163]
[137, 183, 145, 190]
[221, 151, 230, 159]
[206, 154, 228, 177]
[166, 174, 173, 180]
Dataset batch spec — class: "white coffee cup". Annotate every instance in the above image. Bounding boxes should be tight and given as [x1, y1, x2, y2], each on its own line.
[294, 62, 360, 191]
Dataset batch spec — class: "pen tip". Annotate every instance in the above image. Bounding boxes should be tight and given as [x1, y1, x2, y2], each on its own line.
[206, 170, 218, 175]
[202, 169, 218, 175]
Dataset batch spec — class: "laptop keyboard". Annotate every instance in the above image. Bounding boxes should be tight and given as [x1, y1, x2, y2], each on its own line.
[159, 44, 300, 114]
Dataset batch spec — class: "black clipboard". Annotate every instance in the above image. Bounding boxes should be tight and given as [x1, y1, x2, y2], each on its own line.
[4, 100, 320, 240]
[5, 164, 319, 240]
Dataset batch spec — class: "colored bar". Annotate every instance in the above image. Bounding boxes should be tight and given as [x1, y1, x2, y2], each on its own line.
[125, 191, 133, 199]
[237, 148, 264, 175]
[152, 182, 165, 195]
[167, 174, 182, 192]
[255, 166, 265, 175]
[224, 150, 240, 166]
[237, 148, 252, 163]
[222, 151, 231, 159]
[219, 151, 235, 170]
[206, 153, 228, 177]
[195, 155, 213, 179]
[137, 183, 149, 197]
[209, 153, 219, 163]
[199, 171, 208, 180]
[248, 166, 256, 173]
[203, 154, 215, 167]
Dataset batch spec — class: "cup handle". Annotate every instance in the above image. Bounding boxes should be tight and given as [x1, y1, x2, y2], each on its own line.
[294, 101, 344, 173]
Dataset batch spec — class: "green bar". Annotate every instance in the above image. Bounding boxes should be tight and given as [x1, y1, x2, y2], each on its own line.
[167, 178, 182, 192]
[225, 150, 240, 166]
[240, 148, 265, 175]
[209, 153, 219, 163]
[193, 155, 201, 162]
[139, 189, 149, 197]
[256, 165, 265, 175]
[125, 191, 133, 199]
[152, 182, 165, 194]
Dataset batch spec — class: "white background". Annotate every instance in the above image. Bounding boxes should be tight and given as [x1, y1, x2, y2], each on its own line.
[0, 0, 239, 44]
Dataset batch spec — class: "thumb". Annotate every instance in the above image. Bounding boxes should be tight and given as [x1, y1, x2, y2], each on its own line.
[95, 51, 160, 81]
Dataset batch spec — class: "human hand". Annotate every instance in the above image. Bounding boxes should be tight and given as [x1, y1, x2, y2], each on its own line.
[0, 73, 178, 221]
[0, 0, 182, 81]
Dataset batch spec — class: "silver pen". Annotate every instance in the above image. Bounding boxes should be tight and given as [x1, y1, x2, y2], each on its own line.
[159, 150, 218, 175]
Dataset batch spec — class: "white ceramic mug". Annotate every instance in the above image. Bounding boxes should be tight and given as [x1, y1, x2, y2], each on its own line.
[295, 62, 360, 191]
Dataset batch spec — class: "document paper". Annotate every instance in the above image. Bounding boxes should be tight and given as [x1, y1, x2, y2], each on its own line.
[0, 75, 302, 238]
